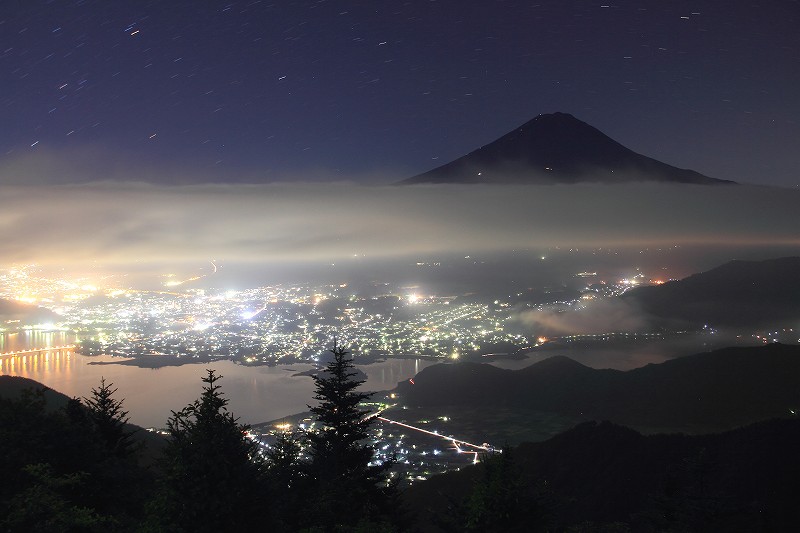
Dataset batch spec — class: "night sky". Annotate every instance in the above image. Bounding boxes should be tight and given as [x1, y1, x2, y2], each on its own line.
[2, 0, 798, 186]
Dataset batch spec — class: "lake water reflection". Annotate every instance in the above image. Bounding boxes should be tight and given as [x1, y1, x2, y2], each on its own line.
[0, 337, 437, 428]
[0, 330, 75, 353]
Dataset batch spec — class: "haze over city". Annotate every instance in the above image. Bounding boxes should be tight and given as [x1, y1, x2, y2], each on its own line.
[1, 181, 798, 269]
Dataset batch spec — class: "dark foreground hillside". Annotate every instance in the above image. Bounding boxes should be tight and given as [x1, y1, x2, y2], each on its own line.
[0, 349, 404, 532]
[0, 376, 163, 531]
[404, 418, 800, 532]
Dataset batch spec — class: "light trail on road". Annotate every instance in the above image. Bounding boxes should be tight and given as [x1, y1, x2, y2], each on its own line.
[376, 415, 496, 464]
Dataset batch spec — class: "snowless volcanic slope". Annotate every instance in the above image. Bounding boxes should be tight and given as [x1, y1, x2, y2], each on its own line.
[402, 112, 734, 185]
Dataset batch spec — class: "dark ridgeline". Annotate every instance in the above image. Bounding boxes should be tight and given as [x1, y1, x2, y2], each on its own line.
[396, 343, 800, 433]
[622, 256, 800, 328]
[404, 418, 800, 532]
[400, 342, 800, 531]
[401, 112, 735, 185]
[0, 375, 74, 408]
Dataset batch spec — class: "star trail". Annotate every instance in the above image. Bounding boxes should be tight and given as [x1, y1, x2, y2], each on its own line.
[1, 1, 798, 185]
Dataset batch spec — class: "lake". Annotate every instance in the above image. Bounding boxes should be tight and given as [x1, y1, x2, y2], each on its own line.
[0, 333, 437, 428]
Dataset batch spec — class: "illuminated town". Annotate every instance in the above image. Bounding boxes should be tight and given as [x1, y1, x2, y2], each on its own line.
[3, 262, 792, 366]
[1, 264, 556, 365]
[247, 395, 500, 485]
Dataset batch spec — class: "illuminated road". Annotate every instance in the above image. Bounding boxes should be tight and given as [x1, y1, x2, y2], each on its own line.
[242, 302, 268, 320]
[376, 414, 496, 464]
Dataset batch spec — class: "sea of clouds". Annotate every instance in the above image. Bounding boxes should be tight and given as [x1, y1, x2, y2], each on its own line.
[1, 179, 798, 267]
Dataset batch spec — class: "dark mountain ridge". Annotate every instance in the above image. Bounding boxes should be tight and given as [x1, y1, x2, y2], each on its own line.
[622, 256, 800, 328]
[0, 375, 166, 455]
[404, 418, 800, 532]
[0, 375, 73, 410]
[402, 112, 734, 185]
[395, 343, 800, 433]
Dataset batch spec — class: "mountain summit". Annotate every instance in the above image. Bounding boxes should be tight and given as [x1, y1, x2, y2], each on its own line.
[402, 112, 734, 185]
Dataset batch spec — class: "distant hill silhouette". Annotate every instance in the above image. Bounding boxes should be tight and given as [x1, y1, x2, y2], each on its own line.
[0, 375, 73, 410]
[622, 257, 800, 328]
[0, 298, 61, 324]
[395, 343, 800, 433]
[404, 418, 800, 531]
[401, 112, 734, 185]
[0, 375, 166, 455]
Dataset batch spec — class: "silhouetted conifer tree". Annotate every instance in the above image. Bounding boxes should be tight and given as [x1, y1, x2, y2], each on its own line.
[304, 343, 398, 531]
[147, 370, 265, 532]
[79, 378, 156, 528]
[83, 378, 136, 458]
